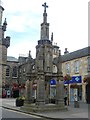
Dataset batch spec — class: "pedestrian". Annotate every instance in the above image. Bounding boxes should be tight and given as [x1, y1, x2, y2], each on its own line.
[7, 90, 10, 98]
[74, 94, 77, 101]
[64, 88, 68, 105]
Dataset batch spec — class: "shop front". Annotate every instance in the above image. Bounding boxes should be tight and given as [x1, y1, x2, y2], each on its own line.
[64, 76, 82, 102]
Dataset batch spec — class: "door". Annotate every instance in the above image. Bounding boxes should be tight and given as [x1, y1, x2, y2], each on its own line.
[70, 88, 74, 102]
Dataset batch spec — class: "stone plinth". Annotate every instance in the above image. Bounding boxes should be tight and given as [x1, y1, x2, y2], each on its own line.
[21, 103, 67, 112]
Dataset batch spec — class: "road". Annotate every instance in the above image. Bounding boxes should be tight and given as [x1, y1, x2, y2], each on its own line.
[1, 107, 47, 120]
[1, 108, 89, 120]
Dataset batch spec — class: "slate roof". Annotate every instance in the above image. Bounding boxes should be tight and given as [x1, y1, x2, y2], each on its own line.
[61, 46, 90, 62]
[7, 56, 18, 62]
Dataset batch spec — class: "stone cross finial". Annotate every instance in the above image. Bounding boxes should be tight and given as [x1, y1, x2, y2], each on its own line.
[42, 2, 48, 13]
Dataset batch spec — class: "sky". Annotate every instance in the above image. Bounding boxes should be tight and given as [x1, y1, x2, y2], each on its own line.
[2, 0, 89, 58]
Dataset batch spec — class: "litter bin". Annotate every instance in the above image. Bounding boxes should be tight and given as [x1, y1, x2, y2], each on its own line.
[74, 94, 79, 108]
[74, 101, 79, 108]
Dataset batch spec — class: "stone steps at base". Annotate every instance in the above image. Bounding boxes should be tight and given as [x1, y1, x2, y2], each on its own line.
[21, 103, 68, 112]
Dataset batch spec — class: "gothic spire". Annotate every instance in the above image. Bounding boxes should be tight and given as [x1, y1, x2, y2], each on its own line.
[40, 2, 49, 40]
[42, 2, 48, 23]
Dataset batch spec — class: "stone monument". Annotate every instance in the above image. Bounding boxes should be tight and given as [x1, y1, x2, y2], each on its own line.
[22, 2, 67, 112]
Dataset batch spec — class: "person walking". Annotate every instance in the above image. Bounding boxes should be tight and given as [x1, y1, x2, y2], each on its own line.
[7, 90, 10, 98]
[64, 88, 68, 105]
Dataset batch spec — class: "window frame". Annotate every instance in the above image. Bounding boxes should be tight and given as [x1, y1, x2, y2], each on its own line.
[12, 66, 18, 78]
[6, 66, 10, 77]
[65, 62, 70, 74]
[74, 60, 80, 73]
[88, 57, 90, 72]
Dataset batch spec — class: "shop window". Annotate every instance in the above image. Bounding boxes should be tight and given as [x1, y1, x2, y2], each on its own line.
[6, 66, 10, 77]
[74, 60, 79, 73]
[12, 66, 18, 78]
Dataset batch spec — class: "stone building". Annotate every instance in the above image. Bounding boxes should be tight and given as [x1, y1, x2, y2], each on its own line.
[62, 47, 90, 102]
[6, 56, 18, 97]
[0, 3, 10, 97]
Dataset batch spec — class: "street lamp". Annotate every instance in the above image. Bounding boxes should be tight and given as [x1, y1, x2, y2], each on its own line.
[64, 74, 72, 106]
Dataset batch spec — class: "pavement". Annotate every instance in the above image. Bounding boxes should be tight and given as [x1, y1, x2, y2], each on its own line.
[1, 98, 90, 119]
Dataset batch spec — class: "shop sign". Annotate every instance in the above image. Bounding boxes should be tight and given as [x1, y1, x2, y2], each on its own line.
[50, 79, 56, 85]
[64, 76, 82, 84]
[70, 76, 82, 83]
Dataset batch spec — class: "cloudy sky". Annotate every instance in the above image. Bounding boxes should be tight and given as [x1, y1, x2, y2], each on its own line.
[2, 0, 89, 58]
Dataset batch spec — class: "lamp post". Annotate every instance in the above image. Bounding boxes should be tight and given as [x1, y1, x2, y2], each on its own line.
[67, 80, 69, 106]
[84, 74, 90, 104]
[64, 74, 71, 106]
